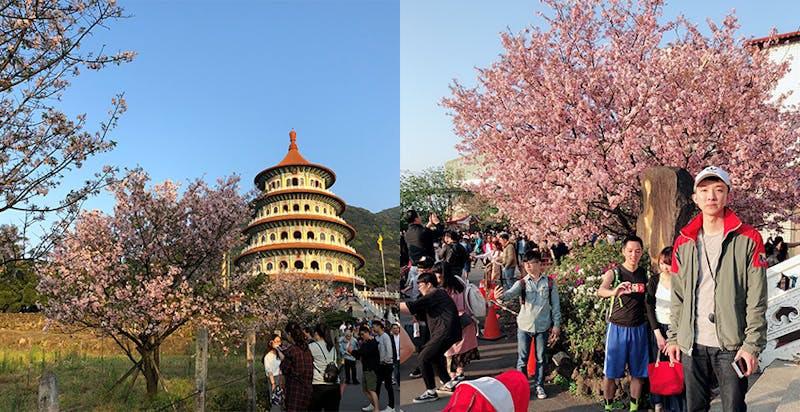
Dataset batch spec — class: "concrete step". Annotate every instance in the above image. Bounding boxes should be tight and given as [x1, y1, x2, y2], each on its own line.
[747, 360, 800, 412]
[776, 372, 800, 412]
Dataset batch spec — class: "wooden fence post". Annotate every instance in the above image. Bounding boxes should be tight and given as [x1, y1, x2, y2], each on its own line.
[194, 328, 208, 412]
[246, 328, 257, 412]
[38, 370, 58, 412]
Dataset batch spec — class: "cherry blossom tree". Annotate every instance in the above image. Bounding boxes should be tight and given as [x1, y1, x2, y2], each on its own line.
[443, 0, 800, 240]
[0, 0, 134, 265]
[38, 170, 249, 397]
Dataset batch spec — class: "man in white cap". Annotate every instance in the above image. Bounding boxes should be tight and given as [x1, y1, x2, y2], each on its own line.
[666, 166, 768, 412]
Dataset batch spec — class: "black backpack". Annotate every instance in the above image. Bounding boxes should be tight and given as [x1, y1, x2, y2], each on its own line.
[314, 342, 340, 383]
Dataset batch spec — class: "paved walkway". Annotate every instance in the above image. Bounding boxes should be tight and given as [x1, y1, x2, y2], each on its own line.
[398, 262, 603, 412]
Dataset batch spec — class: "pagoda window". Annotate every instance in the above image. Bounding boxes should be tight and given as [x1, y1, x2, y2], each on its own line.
[307, 231, 315, 240]
[330, 235, 336, 243]
[265, 208, 269, 216]
[325, 263, 333, 272]
[273, 207, 278, 214]
[281, 231, 288, 240]
[293, 204, 300, 212]
[346, 267, 350, 274]
[276, 180, 281, 188]
[293, 231, 302, 240]
[266, 262, 274, 271]
[260, 235, 265, 244]
[270, 233, 276, 241]
[320, 233, 326, 241]
[304, 204, 310, 212]
[283, 205, 289, 212]
[323, 208, 327, 214]
[294, 260, 304, 269]
[286, 179, 291, 186]
[311, 261, 319, 270]
[292, 177, 298, 186]
[337, 265, 343, 273]
[315, 206, 320, 212]
[279, 261, 288, 270]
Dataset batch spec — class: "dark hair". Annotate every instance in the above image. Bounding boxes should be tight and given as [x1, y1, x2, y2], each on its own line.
[372, 320, 384, 330]
[432, 261, 464, 294]
[405, 210, 419, 224]
[285, 322, 308, 350]
[775, 236, 789, 261]
[621, 234, 644, 249]
[313, 324, 334, 351]
[444, 230, 458, 241]
[521, 250, 542, 263]
[264, 333, 280, 359]
[359, 325, 371, 334]
[659, 246, 673, 266]
[417, 271, 438, 287]
[498, 232, 510, 241]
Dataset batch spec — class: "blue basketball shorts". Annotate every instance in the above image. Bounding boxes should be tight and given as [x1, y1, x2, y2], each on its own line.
[604, 322, 649, 379]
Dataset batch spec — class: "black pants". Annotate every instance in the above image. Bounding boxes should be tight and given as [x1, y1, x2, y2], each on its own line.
[419, 338, 451, 391]
[684, 344, 747, 412]
[343, 359, 357, 383]
[375, 363, 395, 408]
[309, 383, 341, 411]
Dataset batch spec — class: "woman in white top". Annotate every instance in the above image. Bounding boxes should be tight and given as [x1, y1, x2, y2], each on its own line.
[263, 334, 284, 407]
[645, 246, 685, 412]
[308, 324, 341, 411]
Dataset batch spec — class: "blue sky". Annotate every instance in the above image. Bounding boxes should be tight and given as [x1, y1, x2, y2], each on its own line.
[400, 0, 800, 172]
[55, 0, 400, 215]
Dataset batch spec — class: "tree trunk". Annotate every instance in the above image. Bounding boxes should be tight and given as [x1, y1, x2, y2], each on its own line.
[138, 343, 161, 397]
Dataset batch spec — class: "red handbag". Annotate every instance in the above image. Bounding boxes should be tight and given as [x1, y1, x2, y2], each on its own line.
[647, 358, 684, 395]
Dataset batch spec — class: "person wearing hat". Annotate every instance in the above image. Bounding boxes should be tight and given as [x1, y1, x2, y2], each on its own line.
[665, 166, 768, 412]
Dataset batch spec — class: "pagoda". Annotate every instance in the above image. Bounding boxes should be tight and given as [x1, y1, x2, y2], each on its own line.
[235, 130, 366, 286]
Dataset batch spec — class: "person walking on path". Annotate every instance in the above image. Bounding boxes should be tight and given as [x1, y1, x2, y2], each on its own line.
[499, 232, 518, 289]
[372, 320, 396, 412]
[390, 323, 401, 385]
[666, 166, 768, 412]
[340, 329, 359, 385]
[309, 324, 341, 411]
[494, 250, 561, 401]
[597, 235, 650, 412]
[645, 246, 685, 412]
[354, 325, 381, 412]
[432, 261, 480, 393]
[280, 322, 314, 412]
[400, 272, 462, 404]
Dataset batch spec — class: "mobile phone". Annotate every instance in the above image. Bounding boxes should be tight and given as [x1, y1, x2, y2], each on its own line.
[731, 358, 747, 378]
[627, 283, 645, 293]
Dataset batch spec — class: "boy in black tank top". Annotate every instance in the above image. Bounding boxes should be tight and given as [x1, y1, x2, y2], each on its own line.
[596, 235, 649, 411]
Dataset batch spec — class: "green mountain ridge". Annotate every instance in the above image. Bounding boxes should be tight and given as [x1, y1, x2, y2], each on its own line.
[342, 205, 400, 289]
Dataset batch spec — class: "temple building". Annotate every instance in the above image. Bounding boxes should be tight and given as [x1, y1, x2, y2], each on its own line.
[235, 130, 366, 286]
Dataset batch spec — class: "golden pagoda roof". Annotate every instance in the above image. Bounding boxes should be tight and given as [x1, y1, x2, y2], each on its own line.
[254, 130, 336, 189]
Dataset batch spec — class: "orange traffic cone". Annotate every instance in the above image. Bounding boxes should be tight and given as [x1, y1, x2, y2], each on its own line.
[480, 302, 503, 340]
[526, 339, 536, 377]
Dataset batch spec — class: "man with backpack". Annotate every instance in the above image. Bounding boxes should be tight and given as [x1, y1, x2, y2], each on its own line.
[439, 230, 469, 279]
[493, 250, 561, 400]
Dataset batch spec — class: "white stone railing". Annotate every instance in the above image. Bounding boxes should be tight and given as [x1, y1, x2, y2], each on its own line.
[759, 254, 800, 369]
[353, 289, 398, 324]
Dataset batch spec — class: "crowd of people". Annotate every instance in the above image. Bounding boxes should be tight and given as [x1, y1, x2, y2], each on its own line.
[399, 165, 777, 412]
[262, 318, 401, 412]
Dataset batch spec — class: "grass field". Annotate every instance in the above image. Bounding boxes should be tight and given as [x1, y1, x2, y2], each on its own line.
[0, 314, 271, 411]
[0, 346, 272, 412]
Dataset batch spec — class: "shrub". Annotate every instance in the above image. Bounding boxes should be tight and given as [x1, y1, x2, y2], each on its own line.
[549, 241, 650, 393]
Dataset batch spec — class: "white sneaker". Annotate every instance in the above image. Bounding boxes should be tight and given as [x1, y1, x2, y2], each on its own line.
[536, 385, 547, 399]
[380, 407, 395, 412]
[361, 404, 374, 412]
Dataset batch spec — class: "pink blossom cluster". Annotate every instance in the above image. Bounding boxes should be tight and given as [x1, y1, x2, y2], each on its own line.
[443, 0, 800, 242]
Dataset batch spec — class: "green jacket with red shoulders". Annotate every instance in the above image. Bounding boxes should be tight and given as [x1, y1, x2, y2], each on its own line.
[666, 208, 768, 356]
